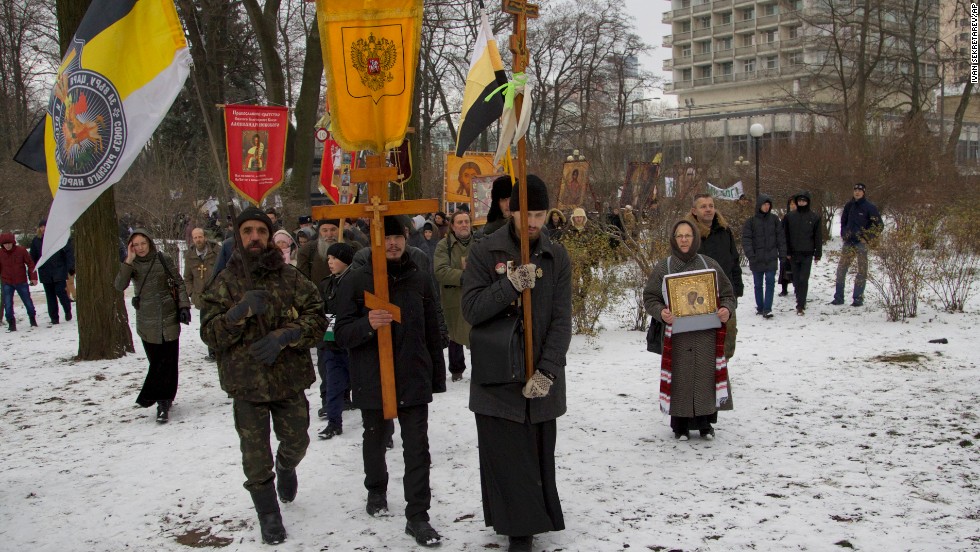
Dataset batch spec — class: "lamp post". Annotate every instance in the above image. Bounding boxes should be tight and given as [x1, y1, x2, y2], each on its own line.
[682, 98, 695, 162]
[749, 123, 764, 198]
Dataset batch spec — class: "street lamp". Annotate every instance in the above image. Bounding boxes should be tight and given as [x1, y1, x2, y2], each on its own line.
[749, 123, 764, 198]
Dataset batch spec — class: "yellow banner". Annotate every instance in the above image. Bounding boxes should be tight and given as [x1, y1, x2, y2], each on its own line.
[316, 0, 423, 153]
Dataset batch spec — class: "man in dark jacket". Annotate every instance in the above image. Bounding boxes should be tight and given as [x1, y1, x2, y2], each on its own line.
[29, 219, 74, 325]
[334, 215, 446, 548]
[832, 182, 883, 307]
[477, 175, 513, 238]
[200, 207, 326, 545]
[685, 194, 742, 357]
[315, 241, 355, 439]
[461, 175, 572, 552]
[783, 191, 823, 315]
[1, 232, 38, 331]
[741, 194, 786, 318]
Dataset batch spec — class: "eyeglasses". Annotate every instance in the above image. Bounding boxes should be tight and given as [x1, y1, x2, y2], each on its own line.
[674, 234, 694, 240]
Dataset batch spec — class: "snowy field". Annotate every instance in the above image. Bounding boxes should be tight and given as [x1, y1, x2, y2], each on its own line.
[1, 237, 978, 552]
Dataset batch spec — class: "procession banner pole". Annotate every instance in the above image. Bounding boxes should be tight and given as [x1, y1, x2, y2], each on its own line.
[503, 0, 539, 380]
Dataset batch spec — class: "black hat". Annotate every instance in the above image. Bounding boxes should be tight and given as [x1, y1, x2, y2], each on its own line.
[298, 215, 313, 225]
[509, 174, 550, 212]
[491, 176, 513, 201]
[38, 218, 47, 227]
[235, 207, 273, 232]
[854, 183, 866, 191]
[383, 216, 408, 237]
[318, 218, 340, 228]
[326, 242, 354, 266]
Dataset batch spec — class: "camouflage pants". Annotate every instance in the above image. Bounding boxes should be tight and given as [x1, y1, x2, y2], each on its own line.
[233, 391, 310, 491]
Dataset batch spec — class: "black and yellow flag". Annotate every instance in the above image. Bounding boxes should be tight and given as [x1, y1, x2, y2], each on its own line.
[455, 10, 507, 157]
[316, 0, 423, 153]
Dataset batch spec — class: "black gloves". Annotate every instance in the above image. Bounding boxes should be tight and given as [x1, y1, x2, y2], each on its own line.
[250, 327, 303, 365]
[227, 290, 272, 325]
[178, 308, 191, 325]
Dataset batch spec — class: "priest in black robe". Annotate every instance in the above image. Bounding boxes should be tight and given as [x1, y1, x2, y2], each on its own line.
[461, 175, 572, 552]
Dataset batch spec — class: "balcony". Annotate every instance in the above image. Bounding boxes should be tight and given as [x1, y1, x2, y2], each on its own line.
[712, 0, 732, 11]
[733, 0, 754, 6]
[735, 19, 755, 31]
[735, 70, 757, 82]
[694, 52, 713, 63]
[756, 14, 779, 27]
[693, 1, 712, 14]
[673, 54, 694, 67]
[674, 7, 692, 18]
[672, 31, 693, 43]
[781, 36, 803, 49]
[663, 35, 673, 47]
[663, 59, 673, 71]
[714, 73, 735, 83]
[780, 10, 801, 23]
[757, 41, 778, 53]
[693, 27, 713, 38]
[714, 23, 733, 35]
[735, 45, 756, 57]
[694, 76, 713, 87]
[665, 80, 693, 92]
[663, 10, 672, 23]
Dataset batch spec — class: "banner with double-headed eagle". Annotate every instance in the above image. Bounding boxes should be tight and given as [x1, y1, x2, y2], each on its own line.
[315, 0, 423, 153]
[223, 105, 289, 206]
[14, 0, 190, 268]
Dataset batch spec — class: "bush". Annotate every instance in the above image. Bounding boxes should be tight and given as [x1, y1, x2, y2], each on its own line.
[925, 206, 980, 313]
[868, 219, 925, 321]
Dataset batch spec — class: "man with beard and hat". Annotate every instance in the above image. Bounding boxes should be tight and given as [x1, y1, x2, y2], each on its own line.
[643, 220, 736, 440]
[297, 219, 341, 287]
[434, 210, 474, 382]
[478, 176, 513, 238]
[684, 194, 742, 358]
[334, 215, 447, 547]
[461, 175, 572, 552]
[782, 191, 822, 315]
[200, 207, 326, 545]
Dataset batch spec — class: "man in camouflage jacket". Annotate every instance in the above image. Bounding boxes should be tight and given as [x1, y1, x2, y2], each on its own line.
[200, 207, 325, 545]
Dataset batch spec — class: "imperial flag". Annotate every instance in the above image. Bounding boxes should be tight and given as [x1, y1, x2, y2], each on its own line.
[15, 0, 190, 268]
[316, 0, 423, 153]
[455, 10, 507, 157]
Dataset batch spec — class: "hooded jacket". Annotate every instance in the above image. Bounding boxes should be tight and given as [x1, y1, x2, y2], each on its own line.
[782, 191, 823, 259]
[0, 233, 37, 285]
[114, 229, 190, 344]
[29, 235, 74, 284]
[741, 194, 786, 272]
[272, 229, 297, 266]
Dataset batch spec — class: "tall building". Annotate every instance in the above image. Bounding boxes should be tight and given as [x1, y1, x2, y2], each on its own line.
[662, 0, 942, 115]
[940, 0, 972, 85]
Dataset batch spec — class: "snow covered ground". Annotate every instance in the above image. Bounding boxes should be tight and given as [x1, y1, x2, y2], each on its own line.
[2, 238, 978, 551]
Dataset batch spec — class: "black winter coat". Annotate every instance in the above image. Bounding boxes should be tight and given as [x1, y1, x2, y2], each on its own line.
[783, 205, 823, 259]
[334, 252, 447, 409]
[461, 222, 572, 424]
[684, 212, 743, 297]
[29, 236, 74, 284]
[741, 194, 787, 273]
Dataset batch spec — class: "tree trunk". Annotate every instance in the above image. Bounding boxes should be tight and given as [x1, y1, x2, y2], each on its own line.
[287, 13, 323, 206]
[55, 0, 134, 359]
[946, 82, 974, 155]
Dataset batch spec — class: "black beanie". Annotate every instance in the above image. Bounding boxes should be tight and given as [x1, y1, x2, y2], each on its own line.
[326, 242, 354, 266]
[318, 218, 340, 228]
[383, 216, 407, 237]
[235, 207, 273, 233]
[509, 174, 550, 212]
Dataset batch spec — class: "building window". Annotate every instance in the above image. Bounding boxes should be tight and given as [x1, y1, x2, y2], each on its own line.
[764, 30, 777, 43]
[788, 26, 800, 39]
[763, 3, 778, 16]
[789, 0, 802, 10]
[717, 37, 733, 51]
[680, 21, 691, 33]
[680, 0, 691, 8]
[741, 7, 754, 20]
[741, 34, 755, 47]
[681, 68, 692, 81]
[788, 51, 803, 65]
[719, 62, 733, 75]
[699, 66, 712, 78]
[681, 44, 692, 57]
[743, 59, 755, 72]
[698, 40, 712, 54]
[697, 16, 711, 29]
[766, 55, 778, 69]
[720, 12, 732, 24]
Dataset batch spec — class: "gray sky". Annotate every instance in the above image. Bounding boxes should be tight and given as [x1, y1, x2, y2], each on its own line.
[622, 0, 674, 102]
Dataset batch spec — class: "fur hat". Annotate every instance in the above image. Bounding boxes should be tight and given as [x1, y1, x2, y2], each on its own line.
[491, 176, 513, 202]
[235, 207, 273, 233]
[298, 215, 313, 225]
[509, 174, 550, 212]
[326, 242, 354, 266]
[571, 207, 587, 219]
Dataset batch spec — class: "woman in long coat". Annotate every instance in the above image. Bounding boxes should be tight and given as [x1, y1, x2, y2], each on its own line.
[643, 220, 736, 440]
[114, 229, 190, 423]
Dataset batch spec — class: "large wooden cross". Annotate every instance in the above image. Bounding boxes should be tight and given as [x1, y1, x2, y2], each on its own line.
[313, 154, 439, 419]
[503, 0, 539, 380]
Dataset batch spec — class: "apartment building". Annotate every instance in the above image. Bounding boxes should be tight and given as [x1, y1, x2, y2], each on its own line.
[662, 0, 941, 115]
[940, 0, 972, 85]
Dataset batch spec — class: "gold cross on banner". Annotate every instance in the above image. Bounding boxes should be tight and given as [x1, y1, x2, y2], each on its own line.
[312, 154, 439, 419]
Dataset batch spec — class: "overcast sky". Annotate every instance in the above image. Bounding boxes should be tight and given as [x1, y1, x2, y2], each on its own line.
[622, 0, 674, 103]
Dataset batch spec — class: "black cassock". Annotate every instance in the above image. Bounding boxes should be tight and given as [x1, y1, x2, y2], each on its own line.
[475, 410, 564, 537]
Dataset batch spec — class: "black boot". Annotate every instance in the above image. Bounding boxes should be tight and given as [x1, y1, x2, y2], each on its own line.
[7, 320, 15, 332]
[250, 483, 287, 544]
[405, 520, 442, 547]
[508, 535, 534, 552]
[275, 460, 297, 503]
[29, 315, 38, 327]
[156, 400, 170, 423]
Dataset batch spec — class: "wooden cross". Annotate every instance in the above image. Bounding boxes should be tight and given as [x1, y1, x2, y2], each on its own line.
[312, 154, 439, 420]
[503, 0, 539, 380]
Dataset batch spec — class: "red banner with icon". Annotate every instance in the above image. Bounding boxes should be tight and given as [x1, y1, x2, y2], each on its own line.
[224, 105, 289, 205]
[319, 137, 342, 204]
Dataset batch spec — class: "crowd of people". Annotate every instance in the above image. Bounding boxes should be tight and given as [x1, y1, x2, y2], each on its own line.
[0, 177, 884, 551]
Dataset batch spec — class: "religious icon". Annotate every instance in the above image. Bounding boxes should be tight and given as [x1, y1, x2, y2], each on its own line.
[558, 160, 589, 208]
[456, 161, 481, 196]
[664, 269, 719, 319]
[622, 162, 660, 210]
[471, 174, 500, 226]
[243, 131, 268, 172]
[444, 151, 500, 206]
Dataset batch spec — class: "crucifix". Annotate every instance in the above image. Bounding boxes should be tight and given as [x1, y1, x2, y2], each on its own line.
[503, 0, 539, 380]
[312, 154, 438, 419]
[196, 264, 209, 280]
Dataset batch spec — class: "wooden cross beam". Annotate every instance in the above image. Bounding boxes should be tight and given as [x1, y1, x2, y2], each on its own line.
[503, 0, 539, 380]
[313, 154, 439, 419]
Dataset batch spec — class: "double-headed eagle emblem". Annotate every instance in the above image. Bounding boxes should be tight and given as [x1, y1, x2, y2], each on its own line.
[350, 33, 397, 91]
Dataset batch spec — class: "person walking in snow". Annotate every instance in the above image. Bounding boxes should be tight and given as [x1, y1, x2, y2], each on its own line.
[114, 229, 191, 422]
[0, 232, 38, 331]
[644, 220, 736, 440]
[741, 194, 786, 318]
[782, 191, 823, 315]
[29, 219, 74, 325]
[199, 208, 325, 545]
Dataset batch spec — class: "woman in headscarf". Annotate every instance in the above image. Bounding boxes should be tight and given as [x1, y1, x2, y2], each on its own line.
[273, 229, 297, 266]
[114, 229, 191, 423]
[643, 220, 736, 440]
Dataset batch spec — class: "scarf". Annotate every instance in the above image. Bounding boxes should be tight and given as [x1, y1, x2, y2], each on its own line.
[659, 322, 729, 416]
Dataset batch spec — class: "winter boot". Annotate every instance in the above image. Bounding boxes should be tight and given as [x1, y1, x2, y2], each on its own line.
[29, 315, 38, 328]
[250, 483, 287, 544]
[508, 536, 534, 552]
[156, 400, 171, 423]
[366, 490, 388, 517]
[405, 520, 442, 547]
[275, 460, 297, 503]
[65, 307, 72, 321]
[317, 424, 342, 440]
[6, 319, 15, 332]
